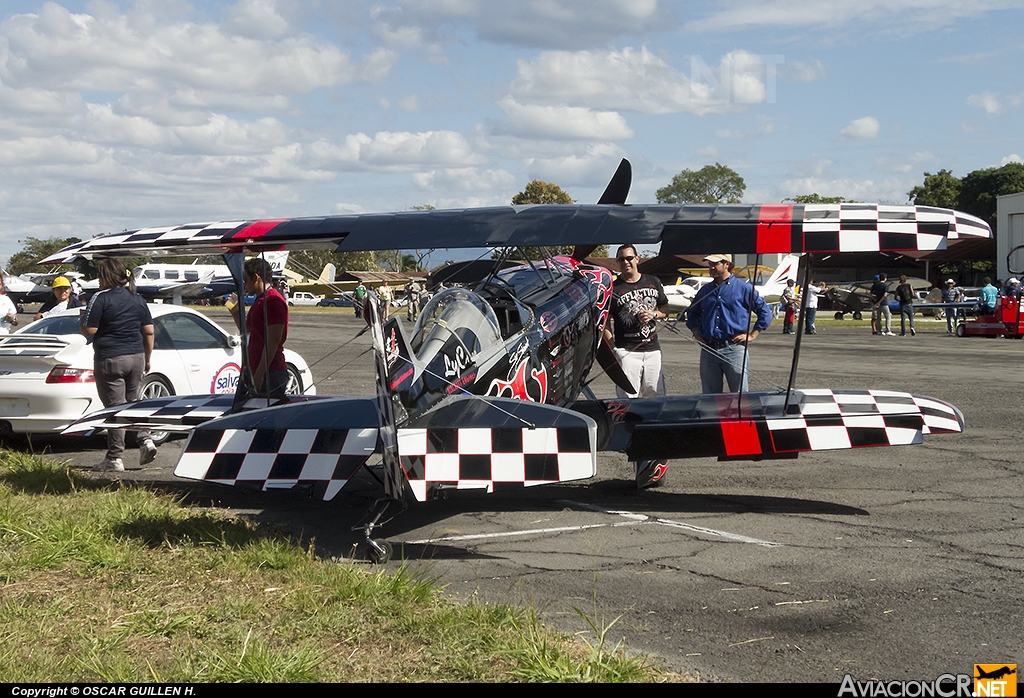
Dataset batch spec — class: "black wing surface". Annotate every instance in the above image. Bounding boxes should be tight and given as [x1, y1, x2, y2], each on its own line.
[41, 203, 991, 264]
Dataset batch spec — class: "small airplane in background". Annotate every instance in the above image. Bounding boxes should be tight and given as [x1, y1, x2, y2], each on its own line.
[2, 270, 87, 305]
[43, 160, 992, 562]
[663, 253, 801, 319]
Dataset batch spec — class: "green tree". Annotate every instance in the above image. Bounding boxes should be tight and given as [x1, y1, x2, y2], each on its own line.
[656, 163, 745, 204]
[907, 169, 961, 209]
[783, 194, 857, 204]
[512, 180, 574, 206]
[504, 180, 611, 260]
[7, 236, 82, 276]
[288, 249, 380, 278]
[957, 162, 1024, 231]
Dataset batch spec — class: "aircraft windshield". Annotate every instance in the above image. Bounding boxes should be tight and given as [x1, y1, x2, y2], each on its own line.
[410, 288, 502, 363]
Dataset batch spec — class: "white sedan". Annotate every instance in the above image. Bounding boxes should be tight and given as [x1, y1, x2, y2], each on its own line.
[0, 304, 315, 440]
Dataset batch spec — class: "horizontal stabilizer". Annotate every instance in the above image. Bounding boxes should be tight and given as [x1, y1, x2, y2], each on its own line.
[571, 389, 963, 461]
[175, 397, 380, 501]
[397, 396, 597, 502]
[61, 393, 327, 436]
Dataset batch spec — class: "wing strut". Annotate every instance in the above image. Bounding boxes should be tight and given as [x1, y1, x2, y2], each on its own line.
[783, 253, 813, 415]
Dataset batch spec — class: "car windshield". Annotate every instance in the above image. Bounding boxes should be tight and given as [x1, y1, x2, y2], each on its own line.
[18, 315, 81, 336]
[410, 288, 502, 363]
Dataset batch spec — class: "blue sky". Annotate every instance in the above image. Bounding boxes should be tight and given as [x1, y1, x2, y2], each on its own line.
[1, 0, 1022, 264]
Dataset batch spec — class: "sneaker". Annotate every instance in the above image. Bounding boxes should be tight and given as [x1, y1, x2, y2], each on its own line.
[885, 331, 896, 336]
[636, 459, 669, 489]
[910, 328, 916, 336]
[92, 457, 125, 472]
[139, 439, 158, 466]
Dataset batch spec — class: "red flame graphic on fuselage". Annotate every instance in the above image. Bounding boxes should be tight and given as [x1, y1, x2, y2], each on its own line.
[487, 359, 548, 403]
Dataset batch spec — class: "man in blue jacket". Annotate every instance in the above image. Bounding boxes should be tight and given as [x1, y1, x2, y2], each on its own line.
[686, 254, 772, 393]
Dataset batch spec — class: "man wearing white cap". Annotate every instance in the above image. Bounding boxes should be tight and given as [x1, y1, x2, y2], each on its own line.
[686, 253, 772, 393]
[941, 279, 962, 334]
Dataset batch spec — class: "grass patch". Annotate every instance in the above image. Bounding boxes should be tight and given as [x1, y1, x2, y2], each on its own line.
[0, 449, 676, 682]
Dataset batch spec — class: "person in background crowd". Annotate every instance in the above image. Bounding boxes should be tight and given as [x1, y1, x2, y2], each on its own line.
[871, 273, 894, 336]
[80, 259, 156, 472]
[942, 279, 963, 334]
[980, 277, 998, 316]
[780, 279, 798, 334]
[804, 281, 825, 335]
[34, 276, 83, 320]
[0, 270, 19, 334]
[895, 275, 916, 337]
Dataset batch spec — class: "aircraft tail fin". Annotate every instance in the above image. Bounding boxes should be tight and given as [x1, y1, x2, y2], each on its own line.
[397, 396, 597, 502]
[764, 254, 801, 287]
[262, 251, 290, 275]
[572, 158, 632, 261]
[317, 263, 336, 283]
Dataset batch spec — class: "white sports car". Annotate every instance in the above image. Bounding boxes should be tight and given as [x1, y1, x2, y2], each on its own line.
[0, 304, 315, 441]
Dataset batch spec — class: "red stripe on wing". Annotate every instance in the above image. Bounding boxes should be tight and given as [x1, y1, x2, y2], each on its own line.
[756, 204, 794, 253]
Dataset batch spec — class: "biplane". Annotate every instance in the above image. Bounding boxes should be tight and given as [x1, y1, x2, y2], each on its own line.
[42, 160, 991, 562]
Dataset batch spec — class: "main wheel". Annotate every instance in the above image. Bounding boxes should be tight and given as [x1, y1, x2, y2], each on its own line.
[285, 364, 303, 395]
[138, 375, 174, 445]
[834, 311, 844, 320]
[852, 311, 863, 320]
[955, 324, 966, 337]
[367, 539, 392, 564]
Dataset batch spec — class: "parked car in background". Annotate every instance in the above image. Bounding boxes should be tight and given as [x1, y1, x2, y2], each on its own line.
[0, 305, 315, 441]
[288, 291, 322, 306]
[317, 292, 355, 307]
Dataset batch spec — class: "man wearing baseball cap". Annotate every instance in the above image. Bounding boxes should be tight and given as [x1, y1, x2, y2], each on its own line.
[686, 253, 772, 393]
[34, 275, 83, 320]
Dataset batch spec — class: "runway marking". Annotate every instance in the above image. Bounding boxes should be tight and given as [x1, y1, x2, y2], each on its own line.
[406, 501, 781, 548]
[560, 500, 782, 547]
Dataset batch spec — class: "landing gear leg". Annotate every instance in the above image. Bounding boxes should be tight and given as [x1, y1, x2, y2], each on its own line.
[354, 498, 398, 564]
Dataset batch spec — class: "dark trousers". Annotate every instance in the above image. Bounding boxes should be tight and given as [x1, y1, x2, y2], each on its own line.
[94, 353, 150, 460]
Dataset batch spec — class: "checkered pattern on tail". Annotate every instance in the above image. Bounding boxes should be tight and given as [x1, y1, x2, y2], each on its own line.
[175, 426, 379, 501]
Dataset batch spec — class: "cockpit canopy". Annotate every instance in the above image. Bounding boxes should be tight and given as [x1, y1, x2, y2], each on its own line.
[410, 288, 503, 365]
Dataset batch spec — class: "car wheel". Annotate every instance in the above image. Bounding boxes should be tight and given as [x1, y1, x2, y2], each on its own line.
[955, 324, 966, 337]
[139, 375, 174, 445]
[285, 364, 303, 395]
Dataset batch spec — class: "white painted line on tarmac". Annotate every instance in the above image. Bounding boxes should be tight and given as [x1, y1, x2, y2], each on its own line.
[407, 520, 644, 544]
[407, 501, 781, 548]
[558, 500, 782, 547]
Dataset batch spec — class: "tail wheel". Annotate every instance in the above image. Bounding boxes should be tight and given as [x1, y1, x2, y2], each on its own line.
[138, 375, 173, 445]
[285, 364, 303, 395]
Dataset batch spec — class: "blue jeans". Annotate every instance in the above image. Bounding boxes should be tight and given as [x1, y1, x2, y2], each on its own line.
[899, 303, 915, 334]
[804, 307, 817, 333]
[699, 342, 750, 393]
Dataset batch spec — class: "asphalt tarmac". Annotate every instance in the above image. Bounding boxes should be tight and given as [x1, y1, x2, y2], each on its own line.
[8, 307, 1022, 683]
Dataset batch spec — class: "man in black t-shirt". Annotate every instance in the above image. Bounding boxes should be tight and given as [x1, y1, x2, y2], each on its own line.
[605, 244, 670, 488]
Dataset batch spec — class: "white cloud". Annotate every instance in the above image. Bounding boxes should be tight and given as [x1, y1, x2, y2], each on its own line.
[686, 0, 1024, 33]
[491, 97, 634, 140]
[1002, 154, 1023, 165]
[777, 176, 913, 204]
[307, 131, 487, 172]
[372, 0, 674, 50]
[510, 46, 774, 116]
[840, 116, 880, 140]
[412, 167, 518, 193]
[223, 0, 292, 39]
[786, 59, 826, 82]
[967, 92, 1002, 114]
[524, 142, 629, 189]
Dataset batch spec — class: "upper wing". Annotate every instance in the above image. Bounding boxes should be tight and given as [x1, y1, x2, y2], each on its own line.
[40, 202, 992, 264]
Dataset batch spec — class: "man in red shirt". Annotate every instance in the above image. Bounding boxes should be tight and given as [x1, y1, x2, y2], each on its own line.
[230, 257, 289, 395]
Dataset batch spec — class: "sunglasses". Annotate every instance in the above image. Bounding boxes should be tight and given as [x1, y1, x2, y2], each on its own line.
[616, 255, 636, 263]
